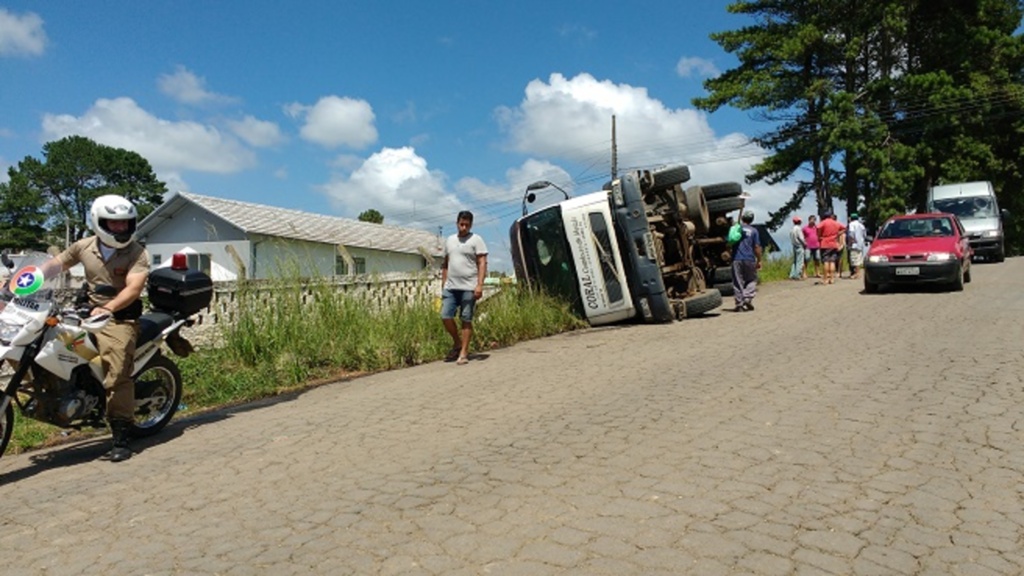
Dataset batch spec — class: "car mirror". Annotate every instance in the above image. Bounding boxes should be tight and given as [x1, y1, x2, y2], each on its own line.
[1001, 208, 1010, 220]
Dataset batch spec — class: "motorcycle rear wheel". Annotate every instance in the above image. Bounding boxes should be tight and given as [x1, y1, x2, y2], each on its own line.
[0, 401, 13, 457]
[131, 355, 182, 438]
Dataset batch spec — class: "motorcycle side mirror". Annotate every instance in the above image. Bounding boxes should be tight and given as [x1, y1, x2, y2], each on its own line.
[1, 250, 13, 270]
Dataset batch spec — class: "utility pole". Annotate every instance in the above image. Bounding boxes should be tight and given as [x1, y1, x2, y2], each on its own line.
[611, 114, 618, 180]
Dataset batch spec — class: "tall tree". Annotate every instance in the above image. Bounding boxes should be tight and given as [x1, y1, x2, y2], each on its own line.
[7, 136, 167, 244]
[0, 174, 48, 251]
[358, 208, 384, 224]
[696, 0, 1024, 253]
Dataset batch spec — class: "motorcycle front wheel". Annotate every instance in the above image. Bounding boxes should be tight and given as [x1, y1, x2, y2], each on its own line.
[131, 354, 182, 438]
[0, 401, 13, 457]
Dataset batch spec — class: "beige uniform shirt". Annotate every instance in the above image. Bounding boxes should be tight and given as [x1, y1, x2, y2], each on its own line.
[58, 236, 150, 309]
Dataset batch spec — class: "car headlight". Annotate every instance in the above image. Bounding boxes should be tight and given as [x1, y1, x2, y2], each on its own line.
[982, 230, 1001, 238]
[927, 253, 953, 262]
[868, 254, 888, 263]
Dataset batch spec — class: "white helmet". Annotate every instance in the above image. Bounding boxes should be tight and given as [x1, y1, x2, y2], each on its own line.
[90, 194, 138, 249]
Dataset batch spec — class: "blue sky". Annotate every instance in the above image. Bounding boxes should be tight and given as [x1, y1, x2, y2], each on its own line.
[1, 1, 803, 270]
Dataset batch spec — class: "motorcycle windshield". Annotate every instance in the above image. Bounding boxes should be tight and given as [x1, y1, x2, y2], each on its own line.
[2, 252, 60, 304]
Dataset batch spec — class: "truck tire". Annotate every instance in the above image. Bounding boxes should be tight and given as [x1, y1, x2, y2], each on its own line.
[701, 182, 744, 200]
[706, 197, 745, 215]
[679, 289, 722, 318]
[651, 165, 691, 190]
[712, 266, 733, 284]
[682, 185, 710, 233]
[714, 282, 735, 297]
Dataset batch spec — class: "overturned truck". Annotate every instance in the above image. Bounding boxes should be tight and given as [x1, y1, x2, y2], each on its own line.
[510, 164, 746, 325]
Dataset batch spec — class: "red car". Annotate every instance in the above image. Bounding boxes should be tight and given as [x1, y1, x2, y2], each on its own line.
[863, 213, 972, 293]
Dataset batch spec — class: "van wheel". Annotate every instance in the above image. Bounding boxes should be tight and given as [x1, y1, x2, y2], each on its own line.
[993, 246, 1005, 263]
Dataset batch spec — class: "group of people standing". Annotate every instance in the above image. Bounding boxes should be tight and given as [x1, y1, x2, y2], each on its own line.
[789, 212, 867, 283]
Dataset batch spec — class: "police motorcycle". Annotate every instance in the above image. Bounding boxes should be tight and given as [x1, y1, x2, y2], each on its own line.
[0, 251, 213, 458]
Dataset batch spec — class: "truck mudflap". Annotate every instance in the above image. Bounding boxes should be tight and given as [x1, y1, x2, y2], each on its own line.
[611, 173, 674, 323]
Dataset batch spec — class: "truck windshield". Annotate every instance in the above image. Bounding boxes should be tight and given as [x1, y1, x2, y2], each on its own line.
[933, 197, 995, 219]
[518, 208, 581, 311]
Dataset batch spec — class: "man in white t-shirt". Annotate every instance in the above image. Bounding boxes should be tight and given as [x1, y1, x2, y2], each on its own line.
[847, 213, 867, 279]
[441, 211, 488, 365]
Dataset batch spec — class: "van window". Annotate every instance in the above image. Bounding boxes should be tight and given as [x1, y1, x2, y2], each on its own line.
[932, 197, 995, 219]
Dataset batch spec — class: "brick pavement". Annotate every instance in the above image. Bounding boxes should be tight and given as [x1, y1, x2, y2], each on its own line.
[2, 258, 1023, 575]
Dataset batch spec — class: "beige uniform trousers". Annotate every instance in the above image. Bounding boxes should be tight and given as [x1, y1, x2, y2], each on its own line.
[94, 320, 139, 422]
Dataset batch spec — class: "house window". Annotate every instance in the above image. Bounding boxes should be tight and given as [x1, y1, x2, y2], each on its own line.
[152, 254, 162, 267]
[335, 256, 366, 275]
[186, 253, 212, 275]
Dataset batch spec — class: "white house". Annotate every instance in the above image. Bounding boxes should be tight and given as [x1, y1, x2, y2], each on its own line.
[136, 192, 443, 281]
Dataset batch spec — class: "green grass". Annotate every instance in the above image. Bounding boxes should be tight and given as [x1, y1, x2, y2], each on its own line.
[4, 279, 585, 455]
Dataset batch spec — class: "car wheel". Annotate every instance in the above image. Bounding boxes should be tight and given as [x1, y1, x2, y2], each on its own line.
[951, 266, 965, 292]
[993, 245, 1005, 263]
[964, 261, 972, 283]
[863, 278, 880, 294]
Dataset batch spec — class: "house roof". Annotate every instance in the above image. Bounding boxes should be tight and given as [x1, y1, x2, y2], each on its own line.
[138, 192, 443, 257]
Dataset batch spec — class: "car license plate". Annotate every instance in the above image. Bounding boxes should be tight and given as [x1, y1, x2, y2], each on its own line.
[895, 266, 920, 276]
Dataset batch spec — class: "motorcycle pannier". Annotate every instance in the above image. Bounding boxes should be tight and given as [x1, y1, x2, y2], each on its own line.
[147, 266, 213, 316]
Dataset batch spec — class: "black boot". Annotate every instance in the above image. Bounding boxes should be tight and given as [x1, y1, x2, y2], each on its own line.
[106, 420, 133, 462]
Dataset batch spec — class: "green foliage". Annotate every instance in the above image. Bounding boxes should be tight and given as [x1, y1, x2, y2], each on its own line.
[357, 209, 384, 224]
[6, 136, 167, 244]
[0, 177, 48, 251]
[698, 0, 1024, 253]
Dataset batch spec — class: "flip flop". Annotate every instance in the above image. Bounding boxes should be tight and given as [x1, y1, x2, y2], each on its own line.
[456, 356, 469, 365]
[444, 347, 461, 362]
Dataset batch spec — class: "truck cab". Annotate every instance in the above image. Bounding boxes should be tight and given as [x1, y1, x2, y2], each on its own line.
[511, 166, 730, 325]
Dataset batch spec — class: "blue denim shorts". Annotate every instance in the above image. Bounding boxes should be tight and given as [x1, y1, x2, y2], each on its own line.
[440, 289, 476, 322]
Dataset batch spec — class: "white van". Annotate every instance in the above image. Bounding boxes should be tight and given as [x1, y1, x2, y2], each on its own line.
[927, 181, 1008, 262]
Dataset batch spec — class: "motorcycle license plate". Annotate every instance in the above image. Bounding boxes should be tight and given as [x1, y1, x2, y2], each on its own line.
[895, 266, 920, 276]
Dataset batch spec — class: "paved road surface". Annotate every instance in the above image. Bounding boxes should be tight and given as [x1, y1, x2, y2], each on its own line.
[2, 259, 1023, 575]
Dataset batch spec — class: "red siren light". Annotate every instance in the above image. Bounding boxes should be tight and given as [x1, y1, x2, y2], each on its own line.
[171, 253, 188, 271]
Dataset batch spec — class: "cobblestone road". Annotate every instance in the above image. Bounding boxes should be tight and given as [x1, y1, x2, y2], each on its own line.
[2, 258, 1023, 575]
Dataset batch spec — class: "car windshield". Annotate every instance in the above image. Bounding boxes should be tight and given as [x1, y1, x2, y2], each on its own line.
[878, 217, 953, 239]
[933, 197, 995, 219]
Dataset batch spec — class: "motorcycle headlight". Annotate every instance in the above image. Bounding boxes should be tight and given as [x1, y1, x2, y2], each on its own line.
[927, 253, 954, 262]
[0, 320, 20, 345]
[868, 254, 888, 263]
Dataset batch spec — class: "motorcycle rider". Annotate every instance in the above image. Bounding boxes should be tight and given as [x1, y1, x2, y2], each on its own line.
[43, 195, 150, 462]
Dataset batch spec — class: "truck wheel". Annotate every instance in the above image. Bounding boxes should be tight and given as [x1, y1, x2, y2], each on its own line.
[706, 197, 745, 215]
[651, 165, 691, 190]
[701, 182, 744, 200]
[679, 289, 722, 318]
[683, 185, 710, 233]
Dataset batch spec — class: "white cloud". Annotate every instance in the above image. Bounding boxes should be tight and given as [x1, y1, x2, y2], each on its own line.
[676, 56, 720, 78]
[0, 8, 47, 57]
[496, 72, 797, 220]
[319, 146, 459, 226]
[227, 115, 285, 147]
[286, 96, 378, 149]
[41, 97, 256, 177]
[158, 65, 237, 105]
